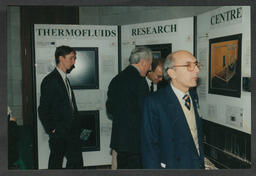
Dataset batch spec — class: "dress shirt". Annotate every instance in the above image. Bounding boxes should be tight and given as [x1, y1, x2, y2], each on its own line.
[146, 77, 157, 92]
[56, 67, 72, 100]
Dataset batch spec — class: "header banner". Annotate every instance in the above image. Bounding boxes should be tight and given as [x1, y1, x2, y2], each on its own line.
[35, 24, 117, 39]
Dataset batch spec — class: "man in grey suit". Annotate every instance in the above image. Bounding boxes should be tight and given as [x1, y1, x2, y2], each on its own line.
[38, 45, 83, 169]
[141, 50, 205, 169]
[106, 46, 152, 169]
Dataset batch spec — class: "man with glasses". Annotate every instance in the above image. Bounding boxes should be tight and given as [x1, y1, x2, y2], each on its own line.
[145, 58, 165, 93]
[141, 50, 205, 169]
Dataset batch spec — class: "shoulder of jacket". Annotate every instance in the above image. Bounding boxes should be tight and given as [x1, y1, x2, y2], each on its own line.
[42, 70, 58, 84]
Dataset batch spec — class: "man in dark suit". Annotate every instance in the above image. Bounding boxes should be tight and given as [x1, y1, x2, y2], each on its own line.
[145, 58, 165, 92]
[106, 46, 153, 169]
[38, 45, 83, 169]
[141, 50, 205, 169]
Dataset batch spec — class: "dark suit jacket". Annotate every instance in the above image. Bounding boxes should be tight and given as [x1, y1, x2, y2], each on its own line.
[141, 85, 205, 169]
[38, 68, 80, 137]
[106, 65, 149, 154]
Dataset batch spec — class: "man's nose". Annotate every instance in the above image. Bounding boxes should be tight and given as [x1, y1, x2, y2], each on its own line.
[194, 65, 200, 73]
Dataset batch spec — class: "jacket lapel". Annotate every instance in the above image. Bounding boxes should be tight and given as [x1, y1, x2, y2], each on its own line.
[165, 85, 200, 156]
[54, 69, 72, 106]
[191, 93, 204, 157]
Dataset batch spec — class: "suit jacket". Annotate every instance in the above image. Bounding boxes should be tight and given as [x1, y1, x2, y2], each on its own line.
[141, 85, 205, 169]
[38, 68, 80, 137]
[106, 65, 149, 154]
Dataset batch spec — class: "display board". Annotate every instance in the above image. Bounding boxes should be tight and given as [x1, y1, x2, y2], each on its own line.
[33, 24, 118, 169]
[121, 17, 194, 70]
[197, 6, 251, 134]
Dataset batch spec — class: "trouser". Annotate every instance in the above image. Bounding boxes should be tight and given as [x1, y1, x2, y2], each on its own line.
[111, 149, 117, 170]
[48, 134, 83, 169]
[117, 152, 142, 169]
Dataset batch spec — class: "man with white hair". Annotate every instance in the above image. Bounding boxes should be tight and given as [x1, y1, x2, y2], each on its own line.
[106, 46, 152, 169]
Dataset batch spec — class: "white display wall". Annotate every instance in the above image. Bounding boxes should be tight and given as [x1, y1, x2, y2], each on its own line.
[34, 24, 118, 169]
[196, 6, 251, 134]
[121, 17, 194, 70]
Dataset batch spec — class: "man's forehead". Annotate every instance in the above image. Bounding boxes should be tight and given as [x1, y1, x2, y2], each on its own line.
[174, 52, 195, 63]
[68, 52, 76, 57]
[155, 65, 163, 72]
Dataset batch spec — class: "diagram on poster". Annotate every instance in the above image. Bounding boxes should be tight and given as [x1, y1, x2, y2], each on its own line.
[208, 34, 242, 98]
[68, 47, 99, 89]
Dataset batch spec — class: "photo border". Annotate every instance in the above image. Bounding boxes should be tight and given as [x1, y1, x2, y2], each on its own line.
[1, 1, 255, 176]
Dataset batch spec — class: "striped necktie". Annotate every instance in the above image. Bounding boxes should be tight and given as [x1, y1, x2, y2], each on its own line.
[65, 77, 74, 111]
[183, 94, 191, 110]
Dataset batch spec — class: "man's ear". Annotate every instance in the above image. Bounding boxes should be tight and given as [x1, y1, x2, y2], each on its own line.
[167, 68, 176, 79]
[59, 56, 64, 63]
[141, 59, 146, 66]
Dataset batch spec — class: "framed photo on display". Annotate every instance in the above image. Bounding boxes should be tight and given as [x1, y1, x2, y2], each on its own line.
[208, 34, 242, 98]
[67, 47, 99, 89]
[78, 110, 100, 152]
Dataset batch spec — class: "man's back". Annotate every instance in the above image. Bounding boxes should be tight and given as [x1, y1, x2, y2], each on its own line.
[107, 65, 149, 153]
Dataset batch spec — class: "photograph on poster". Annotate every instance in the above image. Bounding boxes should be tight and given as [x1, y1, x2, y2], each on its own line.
[78, 110, 100, 152]
[67, 47, 99, 89]
[208, 34, 242, 98]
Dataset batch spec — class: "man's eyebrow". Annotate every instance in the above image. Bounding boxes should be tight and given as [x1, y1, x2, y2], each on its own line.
[186, 61, 197, 64]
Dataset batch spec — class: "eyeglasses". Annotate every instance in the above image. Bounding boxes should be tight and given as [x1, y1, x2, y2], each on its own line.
[156, 75, 163, 79]
[171, 61, 202, 72]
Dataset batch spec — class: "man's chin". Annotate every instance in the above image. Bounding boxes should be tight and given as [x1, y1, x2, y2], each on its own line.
[66, 65, 75, 74]
[191, 82, 197, 87]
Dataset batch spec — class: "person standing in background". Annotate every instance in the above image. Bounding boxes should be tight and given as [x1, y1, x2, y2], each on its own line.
[8, 106, 19, 169]
[106, 46, 152, 169]
[145, 58, 165, 92]
[38, 45, 83, 169]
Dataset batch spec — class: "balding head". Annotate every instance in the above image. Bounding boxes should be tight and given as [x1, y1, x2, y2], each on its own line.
[163, 50, 200, 92]
[163, 50, 193, 80]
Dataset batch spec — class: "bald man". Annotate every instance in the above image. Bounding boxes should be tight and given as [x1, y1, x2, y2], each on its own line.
[141, 50, 205, 169]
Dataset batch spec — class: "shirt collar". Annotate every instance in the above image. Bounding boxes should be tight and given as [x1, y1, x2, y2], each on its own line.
[170, 83, 189, 100]
[56, 66, 67, 80]
[146, 76, 152, 85]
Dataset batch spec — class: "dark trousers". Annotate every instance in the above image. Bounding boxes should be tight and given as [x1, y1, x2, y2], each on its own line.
[117, 152, 142, 169]
[48, 134, 83, 169]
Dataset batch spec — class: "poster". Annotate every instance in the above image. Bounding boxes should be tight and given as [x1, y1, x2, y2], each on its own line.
[208, 34, 242, 98]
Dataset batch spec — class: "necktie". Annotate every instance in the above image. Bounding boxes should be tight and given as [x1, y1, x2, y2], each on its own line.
[150, 82, 154, 92]
[65, 77, 70, 95]
[65, 77, 74, 111]
[183, 94, 191, 110]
